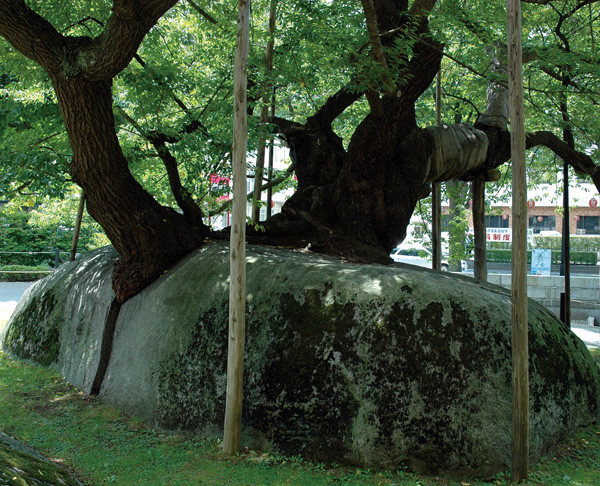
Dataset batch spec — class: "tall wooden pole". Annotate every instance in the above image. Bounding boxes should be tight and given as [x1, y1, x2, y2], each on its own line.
[266, 89, 276, 219]
[223, 0, 250, 456]
[473, 175, 487, 281]
[70, 190, 86, 261]
[507, 0, 529, 481]
[432, 70, 442, 271]
[559, 90, 572, 328]
[560, 162, 571, 328]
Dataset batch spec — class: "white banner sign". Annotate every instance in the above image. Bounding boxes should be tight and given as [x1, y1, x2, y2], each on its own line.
[467, 227, 512, 242]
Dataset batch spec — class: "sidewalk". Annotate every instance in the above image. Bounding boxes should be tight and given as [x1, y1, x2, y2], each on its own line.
[0, 282, 35, 324]
[571, 322, 600, 349]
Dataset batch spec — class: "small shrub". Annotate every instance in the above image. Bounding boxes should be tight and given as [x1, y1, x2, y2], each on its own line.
[486, 249, 598, 265]
[532, 236, 600, 251]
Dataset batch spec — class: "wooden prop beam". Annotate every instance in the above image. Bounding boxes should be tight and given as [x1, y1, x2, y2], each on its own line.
[223, 0, 250, 456]
[507, 0, 530, 481]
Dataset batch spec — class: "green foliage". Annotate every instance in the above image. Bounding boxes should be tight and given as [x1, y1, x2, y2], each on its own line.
[533, 236, 600, 252]
[486, 249, 598, 265]
[445, 181, 471, 266]
[0, 265, 50, 282]
[0, 200, 107, 266]
[1, 0, 600, 251]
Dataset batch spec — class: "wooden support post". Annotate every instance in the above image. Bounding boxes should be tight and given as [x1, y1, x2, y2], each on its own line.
[223, 0, 250, 456]
[432, 69, 442, 271]
[507, 0, 529, 481]
[432, 183, 442, 271]
[560, 163, 571, 328]
[70, 190, 86, 261]
[266, 89, 276, 219]
[473, 175, 487, 281]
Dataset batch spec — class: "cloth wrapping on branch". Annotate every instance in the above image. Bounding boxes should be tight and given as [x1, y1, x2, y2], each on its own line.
[424, 123, 489, 183]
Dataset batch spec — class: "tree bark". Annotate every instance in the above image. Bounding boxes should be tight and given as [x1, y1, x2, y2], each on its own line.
[0, 1, 210, 302]
[53, 77, 206, 303]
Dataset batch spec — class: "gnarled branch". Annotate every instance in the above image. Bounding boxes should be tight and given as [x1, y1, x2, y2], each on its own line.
[526, 130, 600, 190]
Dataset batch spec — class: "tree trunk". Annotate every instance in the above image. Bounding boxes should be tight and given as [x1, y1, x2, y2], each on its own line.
[53, 77, 207, 302]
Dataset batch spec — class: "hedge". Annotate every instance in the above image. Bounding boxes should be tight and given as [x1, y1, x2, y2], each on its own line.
[531, 236, 600, 251]
[486, 249, 598, 265]
[0, 265, 52, 282]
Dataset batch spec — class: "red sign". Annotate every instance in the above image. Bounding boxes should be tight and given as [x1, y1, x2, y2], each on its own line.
[574, 215, 580, 221]
[537, 216, 544, 222]
[468, 228, 512, 242]
[590, 198, 598, 208]
[502, 214, 509, 220]
[527, 200, 535, 208]
[209, 174, 230, 195]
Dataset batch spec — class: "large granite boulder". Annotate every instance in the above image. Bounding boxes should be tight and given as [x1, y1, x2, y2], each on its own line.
[0, 431, 83, 485]
[2, 241, 599, 475]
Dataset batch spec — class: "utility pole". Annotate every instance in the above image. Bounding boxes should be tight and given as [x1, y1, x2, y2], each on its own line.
[507, 0, 529, 481]
[223, 0, 250, 456]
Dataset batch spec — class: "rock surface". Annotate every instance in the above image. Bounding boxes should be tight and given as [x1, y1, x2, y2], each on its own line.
[2, 241, 599, 475]
[0, 431, 83, 485]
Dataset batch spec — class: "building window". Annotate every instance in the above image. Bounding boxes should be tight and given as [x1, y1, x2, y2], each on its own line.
[528, 215, 556, 234]
[577, 216, 600, 235]
[485, 215, 509, 228]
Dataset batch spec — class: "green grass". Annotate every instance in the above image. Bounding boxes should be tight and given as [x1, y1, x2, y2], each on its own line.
[0, 348, 599, 485]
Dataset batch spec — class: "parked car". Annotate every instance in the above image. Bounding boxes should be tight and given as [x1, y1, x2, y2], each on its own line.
[390, 247, 468, 272]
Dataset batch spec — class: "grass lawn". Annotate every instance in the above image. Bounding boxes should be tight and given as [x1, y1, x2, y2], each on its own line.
[0, 342, 599, 484]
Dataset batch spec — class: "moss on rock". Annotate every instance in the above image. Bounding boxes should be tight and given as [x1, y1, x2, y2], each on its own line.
[0, 431, 82, 485]
[4, 291, 60, 366]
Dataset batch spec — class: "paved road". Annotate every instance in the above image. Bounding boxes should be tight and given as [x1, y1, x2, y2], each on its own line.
[571, 323, 600, 349]
[0, 281, 598, 348]
[0, 282, 35, 324]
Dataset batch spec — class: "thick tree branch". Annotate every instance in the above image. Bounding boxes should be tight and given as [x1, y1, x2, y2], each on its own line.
[526, 131, 600, 190]
[78, 0, 179, 80]
[361, 0, 392, 92]
[408, 0, 438, 18]
[308, 86, 363, 127]
[268, 116, 304, 134]
[187, 0, 218, 24]
[0, 0, 179, 81]
[0, 0, 65, 73]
